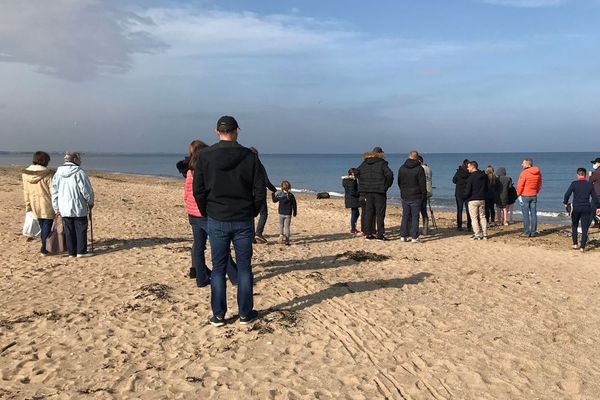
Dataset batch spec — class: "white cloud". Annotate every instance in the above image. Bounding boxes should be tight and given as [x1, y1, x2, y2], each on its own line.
[478, 0, 566, 7]
[0, 0, 166, 81]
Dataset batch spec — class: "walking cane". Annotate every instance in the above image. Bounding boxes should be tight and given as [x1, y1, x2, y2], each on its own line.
[89, 208, 94, 253]
[428, 199, 438, 230]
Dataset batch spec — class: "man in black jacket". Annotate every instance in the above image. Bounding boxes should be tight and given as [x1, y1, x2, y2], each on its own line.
[356, 147, 393, 240]
[398, 151, 427, 242]
[464, 161, 489, 240]
[453, 159, 472, 231]
[193, 116, 266, 326]
[564, 167, 599, 252]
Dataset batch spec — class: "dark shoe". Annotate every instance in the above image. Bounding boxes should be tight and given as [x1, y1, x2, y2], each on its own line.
[519, 233, 530, 238]
[365, 235, 376, 240]
[189, 267, 196, 279]
[529, 232, 538, 238]
[197, 280, 210, 288]
[457, 227, 464, 231]
[239, 310, 259, 325]
[209, 315, 226, 327]
[254, 235, 268, 244]
[375, 236, 388, 241]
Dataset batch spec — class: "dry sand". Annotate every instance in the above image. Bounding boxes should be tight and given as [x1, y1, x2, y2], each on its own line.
[1, 166, 600, 399]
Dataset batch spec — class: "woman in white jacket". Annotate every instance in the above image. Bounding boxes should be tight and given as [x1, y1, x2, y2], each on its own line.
[52, 152, 94, 257]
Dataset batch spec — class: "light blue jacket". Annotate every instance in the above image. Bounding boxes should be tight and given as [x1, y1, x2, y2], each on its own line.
[52, 163, 94, 217]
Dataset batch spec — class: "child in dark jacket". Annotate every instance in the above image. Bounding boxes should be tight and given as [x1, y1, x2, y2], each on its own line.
[272, 180, 297, 245]
[342, 168, 360, 235]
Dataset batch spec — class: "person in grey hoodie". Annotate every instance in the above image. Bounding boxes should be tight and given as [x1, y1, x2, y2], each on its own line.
[52, 152, 94, 258]
[495, 167, 513, 226]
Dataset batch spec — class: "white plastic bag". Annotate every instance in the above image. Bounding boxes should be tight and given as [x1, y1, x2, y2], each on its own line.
[22, 212, 41, 237]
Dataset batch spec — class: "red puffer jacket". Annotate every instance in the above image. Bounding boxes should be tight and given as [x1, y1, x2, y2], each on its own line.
[184, 170, 202, 217]
[516, 167, 542, 197]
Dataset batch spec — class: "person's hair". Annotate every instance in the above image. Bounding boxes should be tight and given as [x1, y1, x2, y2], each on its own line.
[486, 165, 496, 184]
[187, 140, 208, 171]
[281, 180, 291, 191]
[32, 151, 50, 167]
[64, 152, 81, 164]
[468, 161, 479, 170]
[523, 158, 533, 167]
[577, 167, 587, 176]
[348, 168, 358, 176]
[462, 159, 470, 168]
[408, 151, 419, 160]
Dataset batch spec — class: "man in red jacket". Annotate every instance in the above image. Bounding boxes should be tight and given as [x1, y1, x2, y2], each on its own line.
[516, 158, 543, 237]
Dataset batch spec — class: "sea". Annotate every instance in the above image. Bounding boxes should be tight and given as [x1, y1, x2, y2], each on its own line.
[2, 152, 597, 224]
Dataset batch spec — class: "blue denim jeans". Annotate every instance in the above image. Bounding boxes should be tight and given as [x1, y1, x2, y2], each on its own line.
[38, 218, 53, 255]
[189, 215, 238, 287]
[255, 201, 268, 236]
[207, 218, 254, 318]
[521, 196, 538, 235]
[350, 208, 360, 232]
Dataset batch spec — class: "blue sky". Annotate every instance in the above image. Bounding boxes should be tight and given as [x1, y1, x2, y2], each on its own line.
[0, 0, 599, 153]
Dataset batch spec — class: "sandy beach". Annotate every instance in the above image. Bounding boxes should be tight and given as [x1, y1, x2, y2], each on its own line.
[1, 166, 599, 399]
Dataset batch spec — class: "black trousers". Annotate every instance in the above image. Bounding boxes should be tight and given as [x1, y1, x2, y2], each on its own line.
[63, 216, 88, 256]
[456, 195, 472, 230]
[364, 193, 387, 237]
[485, 199, 496, 223]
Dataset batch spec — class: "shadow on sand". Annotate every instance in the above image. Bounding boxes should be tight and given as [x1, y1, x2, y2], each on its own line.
[264, 272, 432, 315]
[93, 236, 191, 255]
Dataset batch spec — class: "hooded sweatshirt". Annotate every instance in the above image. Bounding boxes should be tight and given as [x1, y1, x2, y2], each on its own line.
[516, 166, 542, 197]
[193, 140, 266, 221]
[341, 175, 360, 209]
[452, 166, 470, 198]
[51, 162, 94, 217]
[495, 167, 513, 206]
[356, 152, 393, 194]
[397, 159, 426, 201]
[464, 170, 489, 201]
[22, 165, 55, 219]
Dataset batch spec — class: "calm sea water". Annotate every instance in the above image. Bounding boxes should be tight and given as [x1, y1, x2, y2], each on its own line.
[2, 152, 597, 221]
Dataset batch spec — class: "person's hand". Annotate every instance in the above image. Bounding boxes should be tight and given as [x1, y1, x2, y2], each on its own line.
[89, 203, 94, 210]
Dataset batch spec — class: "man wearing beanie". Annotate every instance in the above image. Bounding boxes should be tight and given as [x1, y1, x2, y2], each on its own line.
[193, 116, 265, 327]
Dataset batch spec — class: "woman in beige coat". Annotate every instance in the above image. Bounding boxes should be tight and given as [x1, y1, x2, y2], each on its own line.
[22, 151, 55, 256]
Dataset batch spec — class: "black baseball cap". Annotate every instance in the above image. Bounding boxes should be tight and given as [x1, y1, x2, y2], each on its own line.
[591, 157, 600, 164]
[216, 116, 239, 133]
[372, 146, 384, 153]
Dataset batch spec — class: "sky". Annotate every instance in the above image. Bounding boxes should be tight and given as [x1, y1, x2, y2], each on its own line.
[0, 0, 599, 153]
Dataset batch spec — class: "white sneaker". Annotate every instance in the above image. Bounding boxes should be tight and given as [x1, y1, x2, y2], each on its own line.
[411, 238, 421, 243]
[76, 253, 93, 258]
[40, 253, 47, 257]
[400, 237, 408, 242]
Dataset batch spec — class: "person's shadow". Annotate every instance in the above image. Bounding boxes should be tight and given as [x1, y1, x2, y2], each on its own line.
[264, 272, 432, 314]
[93, 237, 191, 255]
[255, 254, 367, 283]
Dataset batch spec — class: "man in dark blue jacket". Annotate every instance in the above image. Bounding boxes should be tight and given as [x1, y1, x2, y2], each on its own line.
[564, 168, 599, 252]
[194, 116, 265, 326]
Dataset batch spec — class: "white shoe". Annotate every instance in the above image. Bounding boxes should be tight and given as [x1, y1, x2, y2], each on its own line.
[76, 253, 93, 258]
[400, 237, 408, 242]
[40, 253, 47, 257]
[411, 238, 421, 243]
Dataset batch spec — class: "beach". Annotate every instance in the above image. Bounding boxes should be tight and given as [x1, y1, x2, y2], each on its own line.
[1, 166, 600, 399]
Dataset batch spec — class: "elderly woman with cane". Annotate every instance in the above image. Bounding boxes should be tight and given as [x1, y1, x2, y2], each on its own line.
[52, 152, 95, 258]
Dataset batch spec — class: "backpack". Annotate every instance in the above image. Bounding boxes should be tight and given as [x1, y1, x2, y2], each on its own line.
[508, 185, 518, 205]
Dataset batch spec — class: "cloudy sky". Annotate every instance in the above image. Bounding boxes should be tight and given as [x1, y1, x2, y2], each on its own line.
[1, 0, 599, 153]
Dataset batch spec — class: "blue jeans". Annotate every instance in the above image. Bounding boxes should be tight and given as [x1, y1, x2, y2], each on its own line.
[189, 216, 238, 287]
[521, 196, 538, 235]
[207, 218, 254, 318]
[350, 208, 360, 231]
[255, 201, 268, 236]
[401, 199, 422, 239]
[38, 218, 53, 255]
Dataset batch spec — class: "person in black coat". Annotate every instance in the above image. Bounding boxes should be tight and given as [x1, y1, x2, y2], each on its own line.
[397, 151, 427, 242]
[342, 168, 360, 235]
[452, 159, 472, 231]
[464, 161, 489, 240]
[563, 168, 599, 252]
[356, 147, 394, 240]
